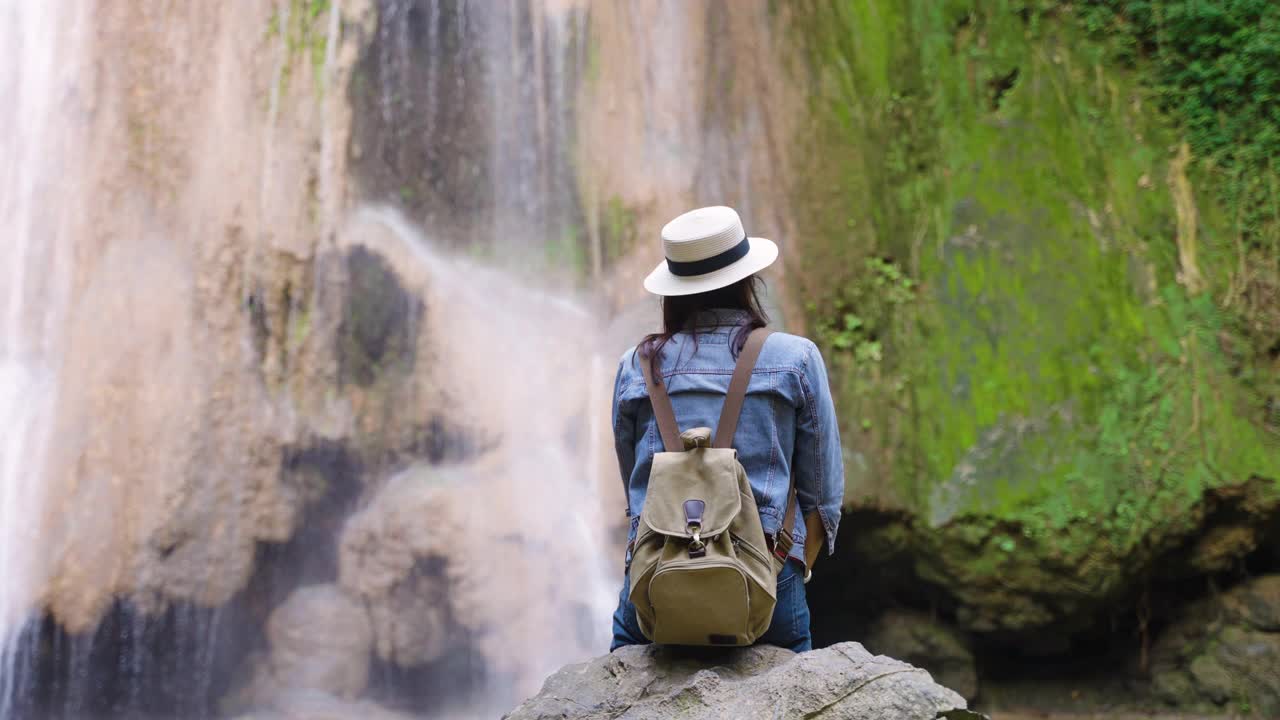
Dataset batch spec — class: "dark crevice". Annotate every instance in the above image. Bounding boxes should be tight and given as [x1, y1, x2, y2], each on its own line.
[987, 67, 1019, 111]
[246, 291, 269, 366]
[3, 598, 254, 719]
[808, 501, 1280, 711]
[337, 246, 424, 388]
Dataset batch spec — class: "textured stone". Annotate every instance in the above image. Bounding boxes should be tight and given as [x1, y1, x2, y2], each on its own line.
[225, 584, 374, 714]
[26, 0, 379, 635]
[865, 610, 979, 702]
[1221, 574, 1280, 631]
[1150, 574, 1280, 714]
[504, 642, 981, 720]
[338, 459, 615, 702]
[264, 585, 374, 697]
[229, 689, 415, 720]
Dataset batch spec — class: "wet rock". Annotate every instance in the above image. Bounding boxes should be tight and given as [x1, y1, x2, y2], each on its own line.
[865, 610, 979, 702]
[227, 584, 374, 711]
[1221, 574, 1280, 631]
[504, 642, 983, 720]
[230, 689, 415, 720]
[338, 459, 611, 701]
[266, 584, 374, 696]
[336, 246, 423, 388]
[1150, 574, 1280, 714]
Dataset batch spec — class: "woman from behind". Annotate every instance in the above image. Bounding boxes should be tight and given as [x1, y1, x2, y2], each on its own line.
[610, 205, 844, 652]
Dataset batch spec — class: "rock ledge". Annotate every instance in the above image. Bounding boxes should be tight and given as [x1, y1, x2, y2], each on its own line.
[505, 641, 986, 720]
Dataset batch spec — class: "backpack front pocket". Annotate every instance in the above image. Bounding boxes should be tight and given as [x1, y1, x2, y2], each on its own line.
[647, 560, 750, 646]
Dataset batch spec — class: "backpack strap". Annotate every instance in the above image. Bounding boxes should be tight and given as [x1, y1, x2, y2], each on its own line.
[711, 328, 800, 563]
[639, 347, 684, 452]
[642, 327, 800, 564]
[713, 328, 772, 448]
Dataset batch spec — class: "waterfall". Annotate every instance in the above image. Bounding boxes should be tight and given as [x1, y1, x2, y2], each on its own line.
[334, 207, 616, 714]
[0, 0, 792, 716]
[0, 0, 85, 713]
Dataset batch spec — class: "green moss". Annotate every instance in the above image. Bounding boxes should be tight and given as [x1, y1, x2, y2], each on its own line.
[791, 0, 1280, 628]
[270, 0, 331, 96]
[1075, 0, 1280, 246]
[602, 195, 637, 264]
[289, 302, 311, 351]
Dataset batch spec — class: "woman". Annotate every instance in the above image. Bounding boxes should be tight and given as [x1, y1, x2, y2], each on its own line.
[610, 205, 844, 652]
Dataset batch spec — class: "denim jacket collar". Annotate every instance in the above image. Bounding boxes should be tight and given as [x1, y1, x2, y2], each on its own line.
[689, 308, 750, 332]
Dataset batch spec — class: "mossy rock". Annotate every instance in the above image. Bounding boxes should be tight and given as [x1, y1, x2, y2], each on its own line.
[790, 0, 1280, 633]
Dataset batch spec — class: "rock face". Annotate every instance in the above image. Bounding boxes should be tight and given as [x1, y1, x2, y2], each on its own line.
[337, 458, 615, 703]
[222, 584, 374, 716]
[789, 0, 1280, 639]
[865, 610, 979, 702]
[1150, 575, 1280, 715]
[230, 690, 415, 720]
[505, 642, 983, 720]
[21, 0, 378, 635]
[266, 585, 373, 697]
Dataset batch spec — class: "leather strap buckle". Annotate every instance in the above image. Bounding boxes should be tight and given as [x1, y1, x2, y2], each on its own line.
[769, 527, 794, 562]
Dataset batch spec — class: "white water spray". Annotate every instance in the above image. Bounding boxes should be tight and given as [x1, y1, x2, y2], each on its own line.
[0, 0, 86, 713]
[336, 207, 618, 713]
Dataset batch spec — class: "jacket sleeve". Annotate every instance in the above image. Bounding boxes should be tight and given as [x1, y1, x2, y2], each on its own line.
[612, 352, 637, 507]
[793, 341, 844, 555]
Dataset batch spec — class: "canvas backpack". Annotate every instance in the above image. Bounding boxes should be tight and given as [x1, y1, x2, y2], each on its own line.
[628, 328, 798, 646]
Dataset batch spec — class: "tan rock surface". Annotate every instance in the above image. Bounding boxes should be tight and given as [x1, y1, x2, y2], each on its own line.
[32, 0, 370, 632]
[339, 459, 614, 701]
[505, 642, 982, 720]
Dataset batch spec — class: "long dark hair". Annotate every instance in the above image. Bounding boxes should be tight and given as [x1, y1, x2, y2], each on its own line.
[639, 275, 770, 379]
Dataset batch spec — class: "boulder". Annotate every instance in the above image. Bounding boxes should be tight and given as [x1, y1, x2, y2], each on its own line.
[1150, 574, 1280, 714]
[865, 610, 979, 702]
[263, 584, 374, 697]
[338, 460, 616, 701]
[504, 642, 985, 720]
[223, 584, 374, 713]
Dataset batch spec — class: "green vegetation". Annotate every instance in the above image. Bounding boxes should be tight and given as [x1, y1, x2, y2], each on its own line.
[267, 0, 331, 95]
[1075, 0, 1280, 246]
[602, 195, 638, 264]
[791, 0, 1280, 630]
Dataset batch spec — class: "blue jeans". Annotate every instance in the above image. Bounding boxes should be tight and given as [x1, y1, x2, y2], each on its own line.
[610, 560, 813, 652]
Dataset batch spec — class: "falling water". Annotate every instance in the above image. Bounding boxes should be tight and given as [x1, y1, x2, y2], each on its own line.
[0, 1, 85, 714]
[342, 0, 615, 707]
[0, 0, 757, 716]
[338, 207, 616, 715]
[352, 0, 587, 259]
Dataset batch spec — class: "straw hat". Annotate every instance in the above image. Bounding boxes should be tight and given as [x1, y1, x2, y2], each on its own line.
[643, 206, 778, 296]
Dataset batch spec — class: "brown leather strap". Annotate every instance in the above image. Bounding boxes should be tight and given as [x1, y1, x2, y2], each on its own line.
[639, 347, 683, 452]
[713, 328, 772, 448]
[641, 328, 800, 565]
[778, 482, 799, 557]
[714, 328, 799, 564]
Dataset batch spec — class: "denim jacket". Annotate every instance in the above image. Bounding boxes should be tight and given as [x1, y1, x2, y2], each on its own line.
[613, 309, 844, 567]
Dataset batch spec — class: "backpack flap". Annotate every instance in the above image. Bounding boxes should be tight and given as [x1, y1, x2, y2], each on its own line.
[641, 444, 742, 539]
